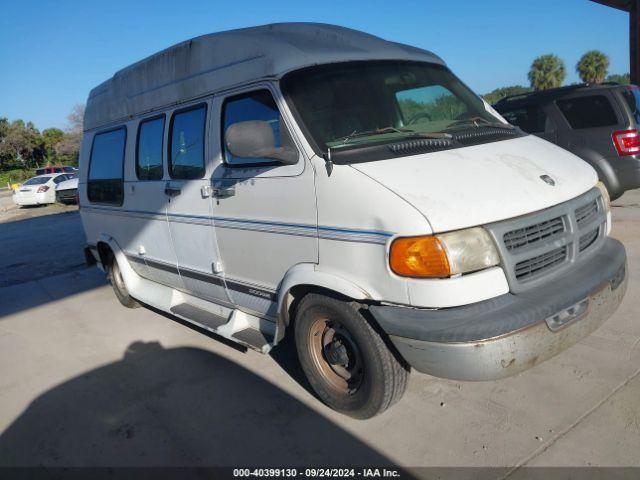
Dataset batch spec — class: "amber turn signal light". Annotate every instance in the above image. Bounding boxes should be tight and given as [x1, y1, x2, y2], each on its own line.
[389, 236, 451, 278]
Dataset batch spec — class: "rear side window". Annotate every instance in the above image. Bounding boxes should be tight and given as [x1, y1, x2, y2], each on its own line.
[556, 95, 618, 129]
[88, 127, 126, 205]
[169, 105, 206, 179]
[499, 105, 549, 133]
[137, 116, 165, 180]
[53, 175, 67, 184]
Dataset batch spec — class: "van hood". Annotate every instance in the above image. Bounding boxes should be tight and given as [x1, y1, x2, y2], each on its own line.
[57, 178, 78, 191]
[350, 135, 598, 233]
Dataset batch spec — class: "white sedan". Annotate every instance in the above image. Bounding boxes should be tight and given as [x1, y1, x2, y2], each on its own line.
[12, 174, 74, 206]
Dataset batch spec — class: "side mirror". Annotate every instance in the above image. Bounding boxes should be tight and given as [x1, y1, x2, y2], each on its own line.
[224, 120, 298, 165]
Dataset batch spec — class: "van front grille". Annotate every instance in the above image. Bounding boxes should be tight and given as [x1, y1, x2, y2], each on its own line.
[579, 227, 600, 252]
[485, 188, 607, 292]
[503, 217, 565, 251]
[515, 246, 568, 281]
[575, 200, 598, 225]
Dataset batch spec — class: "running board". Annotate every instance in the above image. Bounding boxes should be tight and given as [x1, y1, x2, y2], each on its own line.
[232, 328, 273, 351]
[170, 303, 229, 330]
[170, 301, 275, 353]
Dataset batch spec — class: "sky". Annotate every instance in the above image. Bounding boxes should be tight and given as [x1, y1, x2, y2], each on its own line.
[0, 0, 630, 131]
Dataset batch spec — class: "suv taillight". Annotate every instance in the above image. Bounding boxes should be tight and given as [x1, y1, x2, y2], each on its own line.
[37, 185, 49, 193]
[612, 129, 640, 156]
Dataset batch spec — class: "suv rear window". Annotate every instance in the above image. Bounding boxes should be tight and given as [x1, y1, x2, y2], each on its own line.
[499, 105, 548, 133]
[556, 95, 618, 129]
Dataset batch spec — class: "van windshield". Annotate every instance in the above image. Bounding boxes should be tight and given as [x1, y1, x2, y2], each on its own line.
[282, 61, 507, 154]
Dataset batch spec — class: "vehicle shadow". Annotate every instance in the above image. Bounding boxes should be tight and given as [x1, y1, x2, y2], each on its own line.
[0, 341, 395, 467]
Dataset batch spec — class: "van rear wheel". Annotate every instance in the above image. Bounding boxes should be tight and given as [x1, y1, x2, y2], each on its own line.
[107, 258, 140, 309]
[294, 294, 409, 419]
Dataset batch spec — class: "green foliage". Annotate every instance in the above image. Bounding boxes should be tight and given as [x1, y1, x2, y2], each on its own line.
[576, 50, 610, 84]
[0, 105, 83, 179]
[528, 54, 566, 91]
[606, 73, 631, 85]
[398, 94, 467, 125]
[482, 85, 532, 105]
[0, 168, 36, 187]
[42, 127, 64, 160]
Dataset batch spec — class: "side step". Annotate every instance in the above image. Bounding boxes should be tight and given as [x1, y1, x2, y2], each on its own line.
[170, 303, 228, 330]
[232, 328, 273, 350]
[170, 302, 276, 353]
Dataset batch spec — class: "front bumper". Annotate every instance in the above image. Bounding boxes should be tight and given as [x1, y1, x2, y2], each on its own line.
[56, 188, 78, 203]
[369, 238, 627, 381]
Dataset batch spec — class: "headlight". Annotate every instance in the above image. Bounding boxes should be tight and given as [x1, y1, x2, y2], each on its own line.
[389, 227, 500, 278]
[596, 181, 611, 214]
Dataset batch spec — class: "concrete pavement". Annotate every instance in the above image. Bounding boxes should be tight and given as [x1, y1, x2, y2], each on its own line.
[0, 191, 638, 473]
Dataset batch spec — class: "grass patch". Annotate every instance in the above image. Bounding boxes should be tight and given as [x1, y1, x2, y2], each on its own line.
[0, 169, 36, 187]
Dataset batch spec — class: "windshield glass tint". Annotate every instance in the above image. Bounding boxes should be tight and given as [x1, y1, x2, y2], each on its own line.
[282, 62, 498, 150]
[24, 177, 50, 185]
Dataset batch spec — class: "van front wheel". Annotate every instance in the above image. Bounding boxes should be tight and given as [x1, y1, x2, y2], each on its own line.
[107, 258, 140, 309]
[294, 294, 409, 419]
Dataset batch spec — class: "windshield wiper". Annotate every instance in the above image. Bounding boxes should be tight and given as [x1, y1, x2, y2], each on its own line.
[445, 117, 516, 131]
[337, 127, 451, 145]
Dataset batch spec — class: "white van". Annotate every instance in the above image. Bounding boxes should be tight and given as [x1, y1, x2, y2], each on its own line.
[80, 23, 627, 418]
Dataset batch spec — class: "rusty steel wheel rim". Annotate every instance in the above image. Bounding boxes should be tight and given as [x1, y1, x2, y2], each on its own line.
[308, 316, 364, 395]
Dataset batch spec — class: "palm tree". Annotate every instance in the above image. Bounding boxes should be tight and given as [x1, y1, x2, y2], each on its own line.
[528, 54, 566, 91]
[576, 50, 610, 84]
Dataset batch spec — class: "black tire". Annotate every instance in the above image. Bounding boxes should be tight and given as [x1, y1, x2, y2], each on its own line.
[107, 257, 140, 309]
[294, 293, 409, 419]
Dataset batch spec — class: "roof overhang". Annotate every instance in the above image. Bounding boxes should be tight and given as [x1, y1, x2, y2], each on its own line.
[591, 0, 633, 12]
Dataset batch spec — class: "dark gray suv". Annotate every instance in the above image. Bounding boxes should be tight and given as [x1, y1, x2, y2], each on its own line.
[494, 83, 640, 200]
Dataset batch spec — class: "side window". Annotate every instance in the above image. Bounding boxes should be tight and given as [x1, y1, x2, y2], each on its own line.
[169, 105, 206, 179]
[500, 105, 549, 133]
[222, 90, 296, 166]
[53, 175, 66, 184]
[88, 127, 126, 205]
[137, 116, 165, 180]
[556, 95, 618, 129]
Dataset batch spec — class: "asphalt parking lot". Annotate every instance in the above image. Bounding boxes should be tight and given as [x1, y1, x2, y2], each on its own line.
[0, 190, 638, 474]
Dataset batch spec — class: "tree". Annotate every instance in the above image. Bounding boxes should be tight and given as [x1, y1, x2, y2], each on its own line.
[56, 104, 84, 165]
[606, 73, 630, 85]
[576, 50, 610, 84]
[482, 85, 533, 105]
[528, 54, 566, 91]
[0, 119, 44, 169]
[42, 128, 64, 162]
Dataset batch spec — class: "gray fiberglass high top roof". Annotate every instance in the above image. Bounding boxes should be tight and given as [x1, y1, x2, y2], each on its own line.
[84, 22, 445, 131]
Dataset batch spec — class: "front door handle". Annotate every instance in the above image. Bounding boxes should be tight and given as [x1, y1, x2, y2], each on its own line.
[213, 186, 235, 198]
[165, 183, 181, 197]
